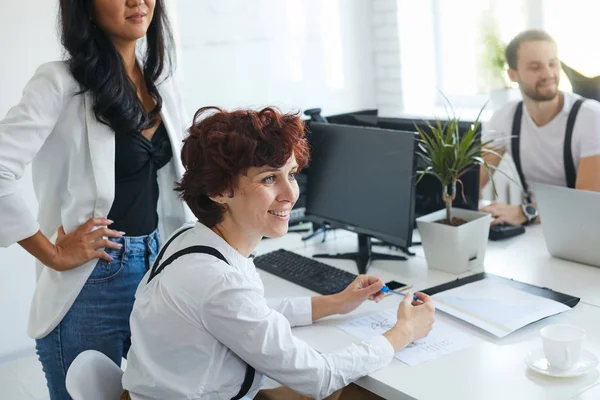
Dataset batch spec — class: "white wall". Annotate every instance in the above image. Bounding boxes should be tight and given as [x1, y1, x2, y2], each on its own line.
[0, 1, 62, 359]
[0, 0, 378, 360]
[173, 0, 376, 118]
[372, 0, 404, 117]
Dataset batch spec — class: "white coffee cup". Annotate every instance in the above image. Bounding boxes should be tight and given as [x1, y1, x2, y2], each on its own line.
[540, 324, 586, 370]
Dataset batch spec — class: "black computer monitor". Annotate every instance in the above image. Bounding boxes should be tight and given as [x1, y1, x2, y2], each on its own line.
[377, 117, 480, 218]
[304, 122, 417, 274]
[326, 109, 378, 127]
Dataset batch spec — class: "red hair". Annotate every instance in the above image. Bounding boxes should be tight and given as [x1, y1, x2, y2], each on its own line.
[175, 106, 310, 227]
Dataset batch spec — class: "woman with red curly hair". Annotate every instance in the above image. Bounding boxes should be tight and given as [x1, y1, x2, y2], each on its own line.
[122, 107, 435, 400]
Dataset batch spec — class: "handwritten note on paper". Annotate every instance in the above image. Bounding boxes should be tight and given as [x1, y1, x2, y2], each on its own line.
[338, 309, 481, 366]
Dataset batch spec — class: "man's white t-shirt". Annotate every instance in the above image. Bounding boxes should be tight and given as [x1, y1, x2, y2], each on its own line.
[482, 91, 600, 189]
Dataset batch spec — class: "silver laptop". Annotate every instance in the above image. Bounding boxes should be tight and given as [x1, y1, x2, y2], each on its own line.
[534, 183, 600, 267]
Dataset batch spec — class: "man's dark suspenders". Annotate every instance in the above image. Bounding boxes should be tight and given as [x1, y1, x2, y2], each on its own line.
[564, 100, 584, 189]
[147, 226, 256, 400]
[511, 99, 584, 203]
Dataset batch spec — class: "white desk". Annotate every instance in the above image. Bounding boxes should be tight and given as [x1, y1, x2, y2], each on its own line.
[407, 225, 600, 308]
[483, 225, 600, 308]
[573, 382, 600, 399]
[255, 228, 600, 400]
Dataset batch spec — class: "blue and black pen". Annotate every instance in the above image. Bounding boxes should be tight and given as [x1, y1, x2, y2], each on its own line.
[380, 285, 419, 301]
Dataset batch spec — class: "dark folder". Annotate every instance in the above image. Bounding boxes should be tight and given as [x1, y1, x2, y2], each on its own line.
[421, 272, 580, 308]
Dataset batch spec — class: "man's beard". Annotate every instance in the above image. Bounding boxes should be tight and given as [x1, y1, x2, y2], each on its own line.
[522, 79, 559, 101]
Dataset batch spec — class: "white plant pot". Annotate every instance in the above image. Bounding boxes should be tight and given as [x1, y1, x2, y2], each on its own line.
[416, 208, 492, 274]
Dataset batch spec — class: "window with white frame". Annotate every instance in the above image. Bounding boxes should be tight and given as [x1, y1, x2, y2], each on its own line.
[397, 0, 599, 116]
[543, 0, 600, 78]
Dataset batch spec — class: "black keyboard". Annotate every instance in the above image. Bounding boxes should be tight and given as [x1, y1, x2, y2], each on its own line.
[254, 249, 357, 295]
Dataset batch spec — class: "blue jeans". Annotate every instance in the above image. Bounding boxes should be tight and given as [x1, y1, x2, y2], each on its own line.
[35, 230, 160, 400]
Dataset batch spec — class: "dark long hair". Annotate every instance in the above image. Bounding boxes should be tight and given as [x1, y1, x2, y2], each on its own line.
[59, 0, 174, 134]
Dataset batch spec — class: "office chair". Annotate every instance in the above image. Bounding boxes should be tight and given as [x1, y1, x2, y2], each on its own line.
[303, 108, 328, 122]
[65, 350, 124, 400]
[561, 61, 600, 102]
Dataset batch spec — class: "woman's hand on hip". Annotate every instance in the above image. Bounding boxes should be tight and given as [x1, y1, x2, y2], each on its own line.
[50, 218, 125, 271]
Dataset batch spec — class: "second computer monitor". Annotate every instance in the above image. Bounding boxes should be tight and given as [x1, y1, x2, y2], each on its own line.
[305, 123, 417, 270]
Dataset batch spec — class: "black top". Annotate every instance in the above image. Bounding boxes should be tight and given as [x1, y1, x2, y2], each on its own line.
[107, 122, 173, 236]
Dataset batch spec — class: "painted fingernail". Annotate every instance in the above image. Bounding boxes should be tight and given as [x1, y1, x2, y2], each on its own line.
[107, 219, 114, 224]
[116, 244, 123, 248]
[118, 231, 126, 236]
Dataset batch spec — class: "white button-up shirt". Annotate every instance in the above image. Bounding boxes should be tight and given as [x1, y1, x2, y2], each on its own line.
[123, 223, 394, 399]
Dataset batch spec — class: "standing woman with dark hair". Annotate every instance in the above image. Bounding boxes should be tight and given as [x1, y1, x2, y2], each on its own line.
[0, 0, 192, 398]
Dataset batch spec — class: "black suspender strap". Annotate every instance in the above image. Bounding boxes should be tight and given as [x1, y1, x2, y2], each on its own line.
[231, 366, 256, 400]
[564, 99, 584, 189]
[511, 102, 531, 203]
[145, 226, 256, 400]
[148, 245, 228, 283]
[147, 226, 194, 283]
[511, 98, 585, 202]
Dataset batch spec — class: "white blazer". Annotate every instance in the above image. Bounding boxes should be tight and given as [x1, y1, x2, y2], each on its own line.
[0, 61, 195, 339]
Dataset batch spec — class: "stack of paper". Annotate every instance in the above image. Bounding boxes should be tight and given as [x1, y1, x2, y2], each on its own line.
[432, 279, 570, 338]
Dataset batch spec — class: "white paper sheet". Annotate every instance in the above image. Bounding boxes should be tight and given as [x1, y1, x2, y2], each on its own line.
[338, 309, 480, 366]
[432, 279, 571, 338]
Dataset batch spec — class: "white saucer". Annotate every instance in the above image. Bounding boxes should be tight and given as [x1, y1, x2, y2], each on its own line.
[525, 348, 599, 378]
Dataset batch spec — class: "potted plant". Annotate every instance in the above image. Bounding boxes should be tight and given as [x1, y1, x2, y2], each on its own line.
[480, 21, 508, 93]
[479, 11, 518, 108]
[414, 103, 506, 274]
